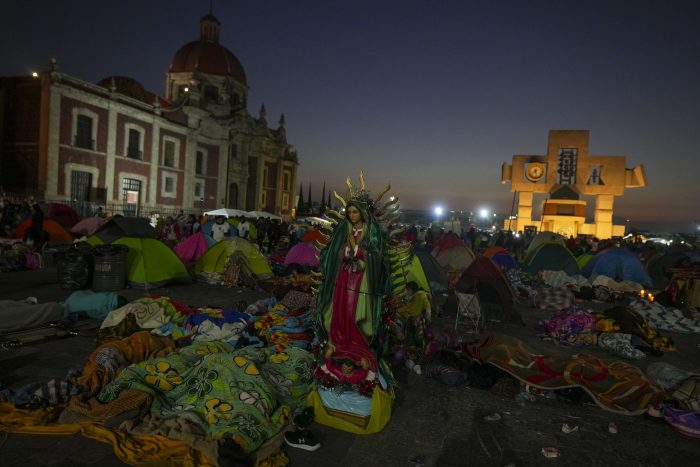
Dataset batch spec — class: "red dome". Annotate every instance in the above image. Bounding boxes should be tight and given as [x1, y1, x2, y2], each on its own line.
[170, 40, 247, 85]
[97, 76, 148, 102]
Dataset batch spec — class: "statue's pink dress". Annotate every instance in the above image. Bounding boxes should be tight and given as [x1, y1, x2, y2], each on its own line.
[325, 227, 377, 384]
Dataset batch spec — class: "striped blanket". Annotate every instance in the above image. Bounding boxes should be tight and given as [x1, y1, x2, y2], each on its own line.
[628, 298, 700, 334]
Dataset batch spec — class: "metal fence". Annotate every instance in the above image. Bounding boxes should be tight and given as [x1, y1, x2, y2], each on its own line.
[1, 191, 188, 220]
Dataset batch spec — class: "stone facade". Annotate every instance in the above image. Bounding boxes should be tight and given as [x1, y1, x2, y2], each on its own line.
[501, 130, 646, 239]
[0, 14, 298, 218]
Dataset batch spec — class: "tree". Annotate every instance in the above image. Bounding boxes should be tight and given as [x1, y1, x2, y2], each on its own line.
[306, 184, 312, 214]
[297, 183, 305, 214]
[319, 181, 326, 215]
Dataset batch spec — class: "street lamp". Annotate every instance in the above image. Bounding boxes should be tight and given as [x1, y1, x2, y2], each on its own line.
[479, 209, 489, 230]
[434, 206, 443, 228]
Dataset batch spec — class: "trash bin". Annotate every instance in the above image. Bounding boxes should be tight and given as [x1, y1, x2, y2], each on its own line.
[56, 244, 93, 291]
[92, 244, 128, 292]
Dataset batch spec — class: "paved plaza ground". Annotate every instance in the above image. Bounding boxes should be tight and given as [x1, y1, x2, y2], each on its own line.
[1, 266, 700, 466]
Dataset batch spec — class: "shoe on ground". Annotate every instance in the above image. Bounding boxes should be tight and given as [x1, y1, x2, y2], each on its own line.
[284, 429, 321, 452]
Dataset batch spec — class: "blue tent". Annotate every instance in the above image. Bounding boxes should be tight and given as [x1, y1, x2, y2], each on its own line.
[489, 251, 518, 269]
[582, 247, 652, 287]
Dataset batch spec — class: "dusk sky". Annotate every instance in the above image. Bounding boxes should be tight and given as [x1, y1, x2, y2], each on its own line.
[2, 1, 699, 232]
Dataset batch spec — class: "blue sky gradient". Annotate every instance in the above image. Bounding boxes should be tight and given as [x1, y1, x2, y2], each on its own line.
[2, 0, 699, 232]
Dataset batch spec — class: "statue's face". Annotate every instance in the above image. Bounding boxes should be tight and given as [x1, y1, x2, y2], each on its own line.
[347, 206, 362, 225]
[341, 362, 354, 375]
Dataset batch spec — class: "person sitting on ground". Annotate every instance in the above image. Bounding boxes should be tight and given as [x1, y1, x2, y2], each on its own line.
[395, 281, 432, 348]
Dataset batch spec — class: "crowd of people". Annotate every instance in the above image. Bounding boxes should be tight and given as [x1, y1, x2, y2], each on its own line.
[156, 210, 291, 254]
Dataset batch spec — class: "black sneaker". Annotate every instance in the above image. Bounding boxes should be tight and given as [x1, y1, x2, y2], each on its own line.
[284, 429, 321, 452]
[292, 406, 314, 430]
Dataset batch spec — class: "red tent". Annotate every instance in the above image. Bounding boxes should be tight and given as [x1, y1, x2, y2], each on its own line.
[12, 219, 73, 241]
[41, 203, 80, 229]
[455, 256, 523, 325]
[301, 229, 328, 244]
[431, 233, 466, 256]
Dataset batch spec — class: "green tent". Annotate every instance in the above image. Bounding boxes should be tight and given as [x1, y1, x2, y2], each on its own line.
[525, 231, 566, 256]
[85, 235, 103, 246]
[192, 237, 273, 280]
[522, 241, 580, 277]
[576, 253, 593, 270]
[113, 237, 191, 288]
[389, 249, 430, 296]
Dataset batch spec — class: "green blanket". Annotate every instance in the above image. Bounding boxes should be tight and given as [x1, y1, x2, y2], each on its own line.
[98, 342, 314, 452]
[463, 334, 663, 415]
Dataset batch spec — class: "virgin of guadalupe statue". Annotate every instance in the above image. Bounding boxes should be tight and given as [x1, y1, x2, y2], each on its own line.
[315, 173, 400, 391]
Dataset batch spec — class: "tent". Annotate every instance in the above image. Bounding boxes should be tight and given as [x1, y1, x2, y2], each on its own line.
[431, 242, 475, 272]
[40, 202, 80, 229]
[245, 211, 282, 221]
[431, 233, 467, 257]
[414, 250, 448, 294]
[522, 242, 580, 277]
[387, 249, 430, 296]
[455, 256, 523, 325]
[284, 241, 320, 267]
[12, 219, 72, 241]
[84, 235, 103, 247]
[192, 237, 273, 280]
[404, 254, 430, 294]
[297, 216, 332, 226]
[484, 247, 517, 269]
[95, 216, 157, 244]
[204, 208, 248, 218]
[576, 253, 594, 270]
[583, 247, 652, 287]
[646, 251, 692, 282]
[525, 231, 566, 256]
[301, 229, 328, 244]
[174, 232, 217, 266]
[113, 237, 191, 288]
[70, 217, 107, 236]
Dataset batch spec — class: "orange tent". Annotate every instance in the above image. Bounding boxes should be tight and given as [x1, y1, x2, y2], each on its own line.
[12, 219, 73, 241]
[301, 229, 328, 244]
[483, 246, 508, 258]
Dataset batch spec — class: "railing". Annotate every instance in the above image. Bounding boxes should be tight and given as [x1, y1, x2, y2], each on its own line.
[0, 191, 196, 220]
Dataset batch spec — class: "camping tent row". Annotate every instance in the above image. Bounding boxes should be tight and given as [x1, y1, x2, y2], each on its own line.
[521, 241, 652, 287]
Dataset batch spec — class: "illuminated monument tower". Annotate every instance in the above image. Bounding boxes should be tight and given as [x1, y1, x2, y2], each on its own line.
[501, 130, 647, 239]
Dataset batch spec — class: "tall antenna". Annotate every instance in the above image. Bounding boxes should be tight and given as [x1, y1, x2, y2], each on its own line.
[209, 0, 213, 15]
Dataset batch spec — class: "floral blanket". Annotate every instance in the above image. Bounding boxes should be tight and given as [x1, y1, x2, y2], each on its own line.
[462, 334, 663, 415]
[97, 342, 314, 453]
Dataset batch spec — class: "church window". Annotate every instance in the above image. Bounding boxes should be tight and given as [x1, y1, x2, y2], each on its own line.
[161, 171, 178, 198]
[163, 140, 175, 167]
[75, 115, 94, 149]
[196, 150, 206, 175]
[195, 180, 204, 198]
[125, 124, 143, 159]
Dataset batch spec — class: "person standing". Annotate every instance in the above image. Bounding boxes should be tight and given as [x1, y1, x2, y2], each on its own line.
[211, 216, 231, 242]
[158, 216, 181, 247]
[27, 203, 45, 249]
[237, 216, 250, 239]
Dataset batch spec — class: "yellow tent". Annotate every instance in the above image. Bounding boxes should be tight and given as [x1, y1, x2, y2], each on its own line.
[192, 237, 273, 280]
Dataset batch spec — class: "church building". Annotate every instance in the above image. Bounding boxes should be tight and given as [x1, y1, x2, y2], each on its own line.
[0, 13, 298, 218]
